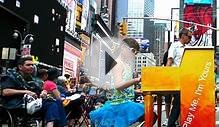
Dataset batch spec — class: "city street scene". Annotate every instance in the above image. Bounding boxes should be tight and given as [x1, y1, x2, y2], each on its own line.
[0, 0, 219, 127]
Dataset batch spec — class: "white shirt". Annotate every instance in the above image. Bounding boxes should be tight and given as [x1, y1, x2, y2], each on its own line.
[168, 41, 185, 67]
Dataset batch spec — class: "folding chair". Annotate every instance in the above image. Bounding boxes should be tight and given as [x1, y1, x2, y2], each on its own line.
[77, 95, 95, 127]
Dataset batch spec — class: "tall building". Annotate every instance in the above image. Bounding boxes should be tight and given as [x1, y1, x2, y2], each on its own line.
[126, 0, 155, 53]
[0, 0, 66, 68]
[96, 0, 116, 32]
[127, 0, 154, 38]
[135, 53, 156, 73]
[127, 0, 145, 38]
[144, 0, 154, 17]
[143, 0, 154, 53]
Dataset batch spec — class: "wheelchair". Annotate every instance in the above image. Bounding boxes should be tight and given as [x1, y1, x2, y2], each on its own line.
[0, 76, 43, 127]
[0, 104, 42, 127]
[0, 95, 42, 127]
[0, 104, 13, 127]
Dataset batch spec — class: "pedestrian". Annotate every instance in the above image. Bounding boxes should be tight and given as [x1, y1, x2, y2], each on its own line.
[35, 68, 48, 87]
[162, 46, 172, 126]
[57, 76, 85, 126]
[43, 68, 67, 127]
[167, 28, 192, 127]
[89, 38, 157, 127]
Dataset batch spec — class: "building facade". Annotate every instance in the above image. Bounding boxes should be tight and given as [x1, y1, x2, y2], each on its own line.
[154, 23, 166, 65]
[135, 53, 156, 73]
[127, 0, 145, 38]
[0, 0, 66, 68]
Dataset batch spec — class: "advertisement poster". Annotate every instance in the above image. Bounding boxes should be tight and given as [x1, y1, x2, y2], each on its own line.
[183, 5, 213, 46]
[62, 0, 77, 33]
[81, 0, 89, 30]
[63, 41, 81, 78]
[184, 0, 212, 4]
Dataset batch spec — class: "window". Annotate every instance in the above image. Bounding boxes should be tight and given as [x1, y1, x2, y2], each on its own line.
[16, 0, 20, 8]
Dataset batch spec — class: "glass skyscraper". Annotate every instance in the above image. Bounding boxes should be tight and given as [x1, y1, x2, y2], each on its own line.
[127, 0, 154, 38]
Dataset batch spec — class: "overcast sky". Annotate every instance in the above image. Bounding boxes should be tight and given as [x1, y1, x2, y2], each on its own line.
[154, 0, 180, 18]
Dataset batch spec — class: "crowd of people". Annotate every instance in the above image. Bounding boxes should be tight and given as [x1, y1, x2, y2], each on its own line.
[0, 29, 217, 127]
[0, 55, 99, 127]
[0, 38, 149, 127]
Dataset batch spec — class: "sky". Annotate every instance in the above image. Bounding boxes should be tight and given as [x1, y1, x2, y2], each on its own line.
[154, 0, 179, 19]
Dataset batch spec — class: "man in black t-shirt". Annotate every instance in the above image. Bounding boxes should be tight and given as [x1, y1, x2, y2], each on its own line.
[1, 55, 43, 109]
[1, 55, 67, 126]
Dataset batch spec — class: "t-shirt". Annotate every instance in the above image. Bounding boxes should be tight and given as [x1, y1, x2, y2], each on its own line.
[43, 80, 57, 93]
[168, 41, 185, 67]
[1, 69, 42, 109]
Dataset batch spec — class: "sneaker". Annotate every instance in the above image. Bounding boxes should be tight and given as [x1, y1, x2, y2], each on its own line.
[162, 119, 168, 126]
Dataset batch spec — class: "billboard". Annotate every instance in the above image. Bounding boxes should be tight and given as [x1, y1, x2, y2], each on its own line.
[63, 41, 81, 78]
[184, 0, 212, 4]
[76, 4, 82, 28]
[61, 0, 77, 33]
[81, 0, 89, 30]
[183, 5, 213, 46]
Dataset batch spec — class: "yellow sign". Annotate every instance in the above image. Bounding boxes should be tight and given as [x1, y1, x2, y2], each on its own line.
[141, 47, 215, 127]
[119, 21, 128, 36]
[76, 4, 82, 27]
[32, 55, 39, 64]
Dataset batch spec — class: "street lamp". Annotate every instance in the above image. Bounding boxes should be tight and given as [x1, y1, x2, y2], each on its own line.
[156, 38, 161, 65]
[13, 29, 34, 56]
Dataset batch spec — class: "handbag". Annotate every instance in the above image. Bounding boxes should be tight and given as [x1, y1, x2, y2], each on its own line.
[23, 94, 42, 115]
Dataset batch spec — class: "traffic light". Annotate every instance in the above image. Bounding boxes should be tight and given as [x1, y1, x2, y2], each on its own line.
[119, 21, 127, 36]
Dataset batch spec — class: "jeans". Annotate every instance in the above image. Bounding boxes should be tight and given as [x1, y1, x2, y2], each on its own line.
[42, 99, 67, 127]
[167, 93, 180, 127]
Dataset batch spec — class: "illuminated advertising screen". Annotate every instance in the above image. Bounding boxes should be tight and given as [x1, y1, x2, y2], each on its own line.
[184, 0, 212, 4]
[61, 0, 77, 33]
[183, 5, 212, 46]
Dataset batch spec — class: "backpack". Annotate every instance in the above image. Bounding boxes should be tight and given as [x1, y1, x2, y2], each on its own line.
[162, 51, 168, 66]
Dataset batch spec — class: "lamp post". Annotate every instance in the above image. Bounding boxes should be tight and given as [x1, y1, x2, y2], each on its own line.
[156, 38, 161, 65]
[13, 29, 34, 56]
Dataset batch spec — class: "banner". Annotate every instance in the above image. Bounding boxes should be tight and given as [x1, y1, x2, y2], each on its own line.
[183, 5, 213, 46]
[63, 41, 81, 78]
